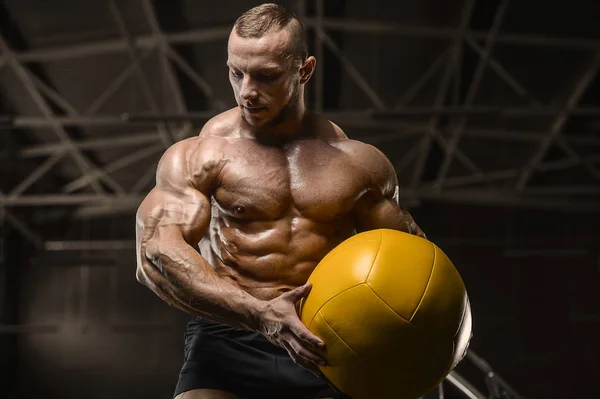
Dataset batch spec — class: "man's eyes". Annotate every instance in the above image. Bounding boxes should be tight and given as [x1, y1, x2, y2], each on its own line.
[256, 74, 278, 82]
[230, 69, 279, 82]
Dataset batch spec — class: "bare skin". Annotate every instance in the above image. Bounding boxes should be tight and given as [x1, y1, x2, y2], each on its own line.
[137, 27, 425, 399]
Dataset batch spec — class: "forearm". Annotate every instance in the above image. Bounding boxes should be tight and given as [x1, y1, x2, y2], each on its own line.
[141, 239, 265, 331]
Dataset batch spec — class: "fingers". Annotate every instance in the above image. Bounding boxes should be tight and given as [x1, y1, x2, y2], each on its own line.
[283, 289, 328, 354]
[280, 339, 326, 378]
[286, 333, 328, 366]
[290, 320, 326, 350]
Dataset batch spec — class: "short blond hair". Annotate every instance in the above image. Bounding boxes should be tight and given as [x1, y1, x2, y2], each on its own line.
[234, 3, 308, 65]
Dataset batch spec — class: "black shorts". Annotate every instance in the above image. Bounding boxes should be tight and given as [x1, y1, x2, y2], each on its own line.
[174, 316, 350, 399]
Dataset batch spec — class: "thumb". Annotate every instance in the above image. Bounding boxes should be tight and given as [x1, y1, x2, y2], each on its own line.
[286, 282, 313, 302]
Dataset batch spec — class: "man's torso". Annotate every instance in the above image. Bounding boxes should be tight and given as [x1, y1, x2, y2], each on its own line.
[197, 112, 375, 300]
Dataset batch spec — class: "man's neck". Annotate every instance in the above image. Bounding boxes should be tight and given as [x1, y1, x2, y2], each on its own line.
[250, 102, 308, 145]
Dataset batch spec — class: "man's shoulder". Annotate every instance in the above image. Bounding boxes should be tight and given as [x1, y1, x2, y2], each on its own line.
[165, 107, 240, 162]
[331, 137, 394, 181]
[164, 135, 227, 163]
[199, 108, 241, 139]
[332, 137, 380, 159]
[158, 132, 229, 178]
[309, 114, 390, 169]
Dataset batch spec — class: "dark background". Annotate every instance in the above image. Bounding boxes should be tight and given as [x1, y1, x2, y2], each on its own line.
[1, 0, 599, 398]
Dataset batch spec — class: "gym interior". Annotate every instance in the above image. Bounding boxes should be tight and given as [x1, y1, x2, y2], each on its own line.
[1, 1, 599, 398]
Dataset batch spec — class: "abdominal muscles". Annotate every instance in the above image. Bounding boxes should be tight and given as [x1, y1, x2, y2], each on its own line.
[203, 212, 354, 301]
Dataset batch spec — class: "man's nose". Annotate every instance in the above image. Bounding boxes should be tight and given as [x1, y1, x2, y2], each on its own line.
[240, 76, 258, 100]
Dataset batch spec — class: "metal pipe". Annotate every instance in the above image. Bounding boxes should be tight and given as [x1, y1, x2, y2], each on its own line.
[0, 194, 143, 207]
[445, 372, 486, 399]
[517, 50, 600, 189]
[17, 132, 161, 158]
[108, 0, 173, 148]
[434, 0, 510, 189]
[411, 0, 477, 190]
[4, 20, 600, 65]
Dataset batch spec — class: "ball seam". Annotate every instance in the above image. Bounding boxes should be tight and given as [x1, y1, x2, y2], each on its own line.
[365, 229, 383, 283]
[364, 283, 414, 325]
[316, 310, 362, 360]
[307, 231, 383, 328]
[306, 282, 364, 329]
[409, 241, 437, 322]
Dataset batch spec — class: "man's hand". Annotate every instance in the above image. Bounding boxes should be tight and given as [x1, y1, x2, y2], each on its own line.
[257, 282, 329, 376]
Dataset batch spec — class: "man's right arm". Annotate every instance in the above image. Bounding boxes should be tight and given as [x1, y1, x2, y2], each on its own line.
[135, 137, 264, 331]
[136, 136, 328, 373]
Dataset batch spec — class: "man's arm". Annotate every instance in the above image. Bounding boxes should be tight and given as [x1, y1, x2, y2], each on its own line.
[135, 137, 263, 330]
[353, 143, 426, 238]
[136, 136, 328, 372]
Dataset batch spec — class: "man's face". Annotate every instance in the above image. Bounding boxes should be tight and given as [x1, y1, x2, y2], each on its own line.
[227, 28, 303, 129]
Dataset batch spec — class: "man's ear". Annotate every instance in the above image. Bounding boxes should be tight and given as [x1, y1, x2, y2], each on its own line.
[299, 56, 316, 84]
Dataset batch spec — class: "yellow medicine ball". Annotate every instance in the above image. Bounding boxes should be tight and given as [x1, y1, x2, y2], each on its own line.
[300, 229, 472, 399]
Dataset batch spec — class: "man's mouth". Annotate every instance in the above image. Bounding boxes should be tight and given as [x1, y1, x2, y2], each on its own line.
[244, 105, 267, 114]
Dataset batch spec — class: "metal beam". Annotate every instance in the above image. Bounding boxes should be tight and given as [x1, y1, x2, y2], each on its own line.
[0, 36, 124, 195]
[0, 196, 44, 248]
[465, 36, 541, 105]
[141, 0, 186, 112]
[37, 238, 592, 252]
[308, 18, 600, 50]
[414, 189, 600, 213]
[84, 49, 154, 116]
[516, 50, 600, 189]
[8, 151, 66, 196]
[439, 154, 600, 188]
[45, 240, 135, 251]
[141, 0, 193, 141]
[17, 131, 161, 158]
[9, 113, 211, 127]
[28, 73, 79, 115]
[394, 49, 448, 108]
[4, 20, 600, 65]
[5, 186, 599, 214]
[5, 26, 231, 64]
[410, 0, 477, 191]
[8, 118, 600, 161]
[466, 352, 525, 399]
[555, 137, 600, 181]
[0, 195, 143, 207]
[463, 128, 600, 145]
[108, 0, 173, 149]
[6, 110, 426, 129]
[73, 199, 149, 218]
[434, 0, 510, 189]
[394, 139, 423, 175]
[62, 144, 163, 193]
[317, 29, 386, 110]
[10, 106, 600, 129]
[523, 185, 600, 196]
[446, 372, 486, 399]
[166, 47, 225, 110]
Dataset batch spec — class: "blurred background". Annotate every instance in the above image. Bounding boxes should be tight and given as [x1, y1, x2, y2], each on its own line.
[0, 0, 599, 398]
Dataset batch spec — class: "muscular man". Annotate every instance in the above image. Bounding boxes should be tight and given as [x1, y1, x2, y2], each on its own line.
[136, 4, 425, 399]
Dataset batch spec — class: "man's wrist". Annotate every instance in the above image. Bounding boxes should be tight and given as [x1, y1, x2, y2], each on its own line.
[246, 296, 267, 332]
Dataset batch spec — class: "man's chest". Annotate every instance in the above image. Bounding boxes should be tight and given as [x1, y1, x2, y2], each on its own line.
[213, 139, 365, 221]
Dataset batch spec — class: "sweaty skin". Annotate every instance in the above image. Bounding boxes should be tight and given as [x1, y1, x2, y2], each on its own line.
[135, 26, 425, 381]
[135, 110, 425, 354]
